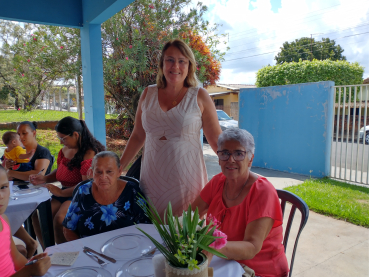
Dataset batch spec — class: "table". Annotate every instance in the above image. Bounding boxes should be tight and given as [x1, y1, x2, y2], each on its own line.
[45, 224, 244, 277]
[6, 182, 55, 247]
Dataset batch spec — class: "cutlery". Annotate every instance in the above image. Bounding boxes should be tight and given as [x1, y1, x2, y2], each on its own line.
[83, 246, 116, 263]
[141, 247, 157, 257]
[83, 250, 107, 267]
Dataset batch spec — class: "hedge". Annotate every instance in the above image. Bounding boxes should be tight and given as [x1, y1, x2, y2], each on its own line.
[255, 59, 364, 88]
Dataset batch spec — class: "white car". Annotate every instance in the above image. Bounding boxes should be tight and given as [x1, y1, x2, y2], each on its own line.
[359, 126, 369, 144]
[216, 110, 238, 131]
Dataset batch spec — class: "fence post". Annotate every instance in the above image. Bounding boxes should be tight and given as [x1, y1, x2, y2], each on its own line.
[67, 86, 70, 112]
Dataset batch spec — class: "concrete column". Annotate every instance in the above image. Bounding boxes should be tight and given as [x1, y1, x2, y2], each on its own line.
[53, 91, 55, 110]
[80, 23, 106, 146]
[67, 86, 70, 112]
[59, 87, 62, 111]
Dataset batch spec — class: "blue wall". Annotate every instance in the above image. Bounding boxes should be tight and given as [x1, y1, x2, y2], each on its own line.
[239, 81, 334, 177]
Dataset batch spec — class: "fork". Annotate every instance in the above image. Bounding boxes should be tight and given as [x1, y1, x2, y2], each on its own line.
[83, 250, 108, 267]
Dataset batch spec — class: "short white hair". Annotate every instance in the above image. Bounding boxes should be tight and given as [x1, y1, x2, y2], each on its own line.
[217, 128, 255, 159]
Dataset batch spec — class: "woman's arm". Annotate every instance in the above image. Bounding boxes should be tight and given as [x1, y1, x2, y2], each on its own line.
[197, 88, 222, 153]
[120, 88, 148, 169]
[8, 158, 51, 181]
[63, 227, 80, 242]
[191, 195, 209, 218]
[215, 217, 274, 261]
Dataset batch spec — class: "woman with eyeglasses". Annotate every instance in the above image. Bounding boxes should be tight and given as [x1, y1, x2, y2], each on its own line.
[30, 116, 105, 247]
[191, 128, 289, 277]
[120, 39, 222, 220]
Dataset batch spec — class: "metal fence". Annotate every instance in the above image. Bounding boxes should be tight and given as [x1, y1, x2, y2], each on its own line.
[331, 84, 369, 185]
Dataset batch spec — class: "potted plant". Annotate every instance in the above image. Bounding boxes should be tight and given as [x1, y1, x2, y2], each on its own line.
[136, 199, 227, 277]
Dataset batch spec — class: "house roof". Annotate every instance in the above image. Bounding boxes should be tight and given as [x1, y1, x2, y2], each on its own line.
[216, 84, 256, 90]
[209, 91, 234, 96]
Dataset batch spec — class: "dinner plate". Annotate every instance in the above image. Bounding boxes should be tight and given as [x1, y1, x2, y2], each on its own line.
[11, 187, 43, 198]
[55, 266, 112, 277]
[101, 233, 155, 260]
[116, 258, 154, 277]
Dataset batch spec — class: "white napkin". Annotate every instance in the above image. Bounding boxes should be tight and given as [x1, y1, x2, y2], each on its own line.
[9, 181, 13, 195]
[152, 253, 166, 277]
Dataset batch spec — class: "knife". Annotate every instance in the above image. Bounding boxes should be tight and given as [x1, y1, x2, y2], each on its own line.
[83, 246, 116, 263]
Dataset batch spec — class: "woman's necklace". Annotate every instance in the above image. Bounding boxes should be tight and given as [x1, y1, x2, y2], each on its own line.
[225, 175, 249, 201]
[171, 86, 185, 106]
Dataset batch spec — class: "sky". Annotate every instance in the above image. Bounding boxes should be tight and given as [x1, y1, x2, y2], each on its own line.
[199, 0, 369, 85]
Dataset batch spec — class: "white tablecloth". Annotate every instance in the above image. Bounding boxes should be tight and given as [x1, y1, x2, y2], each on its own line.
[45, 224, 244, 277]
[6, 184, 51, 234]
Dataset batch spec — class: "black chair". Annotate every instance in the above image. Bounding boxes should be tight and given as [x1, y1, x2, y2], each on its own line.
[277, 189, 309, 277]
[72, 176, 140, 197]
[126, 155, 142, 181]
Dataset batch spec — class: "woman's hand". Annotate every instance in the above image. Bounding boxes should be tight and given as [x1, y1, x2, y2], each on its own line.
[41, 184, 64, 197]
[202, 250, 214, 265]
[23, 253, 51, 276]
[4, 159, 16, 170]
[29, 174, 46, 185]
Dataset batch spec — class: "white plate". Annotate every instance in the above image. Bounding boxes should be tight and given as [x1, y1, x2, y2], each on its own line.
[116, 258, 154, 277]
[55, 266, 112, 277]
[101, 233, 154, 260]
[11, 187, 42, 198]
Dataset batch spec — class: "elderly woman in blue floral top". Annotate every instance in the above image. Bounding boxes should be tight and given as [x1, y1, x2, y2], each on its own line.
[62, 151, 150, 240]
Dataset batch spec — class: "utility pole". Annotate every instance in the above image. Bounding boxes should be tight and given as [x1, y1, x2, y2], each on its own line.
[310, 34, 313, 61]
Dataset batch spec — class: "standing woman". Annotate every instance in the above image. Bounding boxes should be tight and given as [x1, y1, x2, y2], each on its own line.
[120, 39, 222, 219]
[30, 116, 105, 247]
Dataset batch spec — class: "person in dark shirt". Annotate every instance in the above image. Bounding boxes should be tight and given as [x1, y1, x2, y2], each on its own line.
[63, 151, 150, 240]
[2, 121, 53, 259]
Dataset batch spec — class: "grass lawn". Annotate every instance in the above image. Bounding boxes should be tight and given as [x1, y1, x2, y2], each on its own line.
[0, 109, 117, 122]
[285, 178, 369, 227]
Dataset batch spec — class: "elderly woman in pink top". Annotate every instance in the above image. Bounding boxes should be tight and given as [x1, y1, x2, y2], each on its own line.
[192, 128, 289, 277]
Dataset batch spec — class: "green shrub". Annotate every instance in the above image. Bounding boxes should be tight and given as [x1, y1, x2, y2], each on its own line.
[256, 59, 364, 87]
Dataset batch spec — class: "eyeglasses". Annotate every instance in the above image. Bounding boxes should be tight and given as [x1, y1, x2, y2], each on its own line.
[217, 150, 247, 161]
[57, 134, 71, 142]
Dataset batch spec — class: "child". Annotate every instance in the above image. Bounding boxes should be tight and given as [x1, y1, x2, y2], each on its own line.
[1, 132, 34, 171]
[0, 165, 51, 277]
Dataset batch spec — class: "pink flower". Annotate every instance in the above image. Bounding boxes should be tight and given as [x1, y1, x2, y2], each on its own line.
[116, 38, 119, 40]
[126, 57, 129, 60]
[18, 108, 21, 110]
[129, 45, 132, 49]
[60, 46, 64, 49]
[149, 4, 154, 9]
[33, 38, 37, 41]
[13, 69, 16, 71]
[197, 67, 199, 70]
[21, 74, 24, 77]
[210, 229, 227, 250]
[27, 59, 30, 62]
[23, 44, 26, 46]
[207, 214, 219, 227]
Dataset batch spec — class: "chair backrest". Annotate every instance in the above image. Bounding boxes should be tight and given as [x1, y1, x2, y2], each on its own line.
[126, 155, 142, 181]
[277, 189, 309, 277]
[72, 176, 140, 198]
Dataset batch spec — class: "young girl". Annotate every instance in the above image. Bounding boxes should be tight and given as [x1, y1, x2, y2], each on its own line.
[0, 166, 51, 277]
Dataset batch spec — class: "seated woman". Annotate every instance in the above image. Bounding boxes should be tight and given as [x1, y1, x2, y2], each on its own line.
[192, 128, 289, 277]
[3, 121, 53, 258]
[30, 116, 105, 247]
[62, 151, 150, 240]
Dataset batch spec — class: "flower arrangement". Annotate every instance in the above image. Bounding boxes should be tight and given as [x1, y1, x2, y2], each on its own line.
[136, 198, 227, 270]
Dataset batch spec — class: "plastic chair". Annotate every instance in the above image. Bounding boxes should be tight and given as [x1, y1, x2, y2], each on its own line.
[126, 155, 142, 181]
[277, 189, 309, 277]
[72, 176, 140, 197]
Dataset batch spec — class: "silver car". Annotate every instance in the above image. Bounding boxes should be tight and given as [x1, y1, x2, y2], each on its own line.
[359, 126, 369, 144]
[217, 110, 238, 131]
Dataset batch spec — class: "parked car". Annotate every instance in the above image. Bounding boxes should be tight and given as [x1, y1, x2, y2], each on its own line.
[359, 126, 369, 144]
[217, 110, 238, 131]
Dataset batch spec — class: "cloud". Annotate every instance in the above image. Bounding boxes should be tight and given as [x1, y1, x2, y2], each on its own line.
[200, 0, 369, 84]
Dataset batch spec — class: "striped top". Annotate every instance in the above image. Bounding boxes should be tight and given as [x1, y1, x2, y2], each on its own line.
[140, 85, 207, 219]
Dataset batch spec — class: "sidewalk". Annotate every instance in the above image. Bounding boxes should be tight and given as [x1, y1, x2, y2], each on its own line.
[203, 144, 369, 277]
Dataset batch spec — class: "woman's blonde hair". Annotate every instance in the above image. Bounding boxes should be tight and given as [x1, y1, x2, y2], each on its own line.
[156, 39, 199, 88]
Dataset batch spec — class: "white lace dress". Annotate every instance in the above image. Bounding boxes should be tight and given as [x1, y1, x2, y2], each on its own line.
[140, 85, 208, 219]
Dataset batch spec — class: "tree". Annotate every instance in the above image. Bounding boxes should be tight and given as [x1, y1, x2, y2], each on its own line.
[102, 0, 227, 124]
[275, 37, 346, 64]
[0, 21, 81, 110]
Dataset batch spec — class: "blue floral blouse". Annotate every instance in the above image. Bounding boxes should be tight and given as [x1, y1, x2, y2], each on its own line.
[62, 180, 150, 238]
